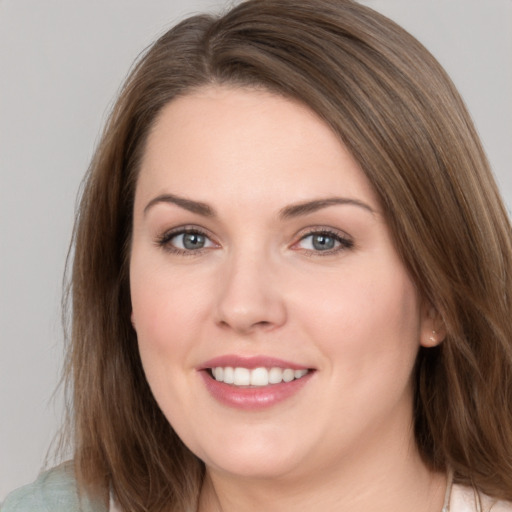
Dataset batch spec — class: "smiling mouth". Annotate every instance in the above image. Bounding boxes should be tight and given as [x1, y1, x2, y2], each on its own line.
[208, 367, 311, 387]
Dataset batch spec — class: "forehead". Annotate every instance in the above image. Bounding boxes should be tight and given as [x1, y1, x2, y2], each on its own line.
[136, 86, 378, 212]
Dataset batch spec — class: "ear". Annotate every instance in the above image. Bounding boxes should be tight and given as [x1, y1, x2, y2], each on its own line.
[130, 311, 136, 330]
[420, 302, 446, 348]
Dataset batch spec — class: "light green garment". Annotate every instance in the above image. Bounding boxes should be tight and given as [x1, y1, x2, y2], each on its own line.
[1, 464, 107, 512]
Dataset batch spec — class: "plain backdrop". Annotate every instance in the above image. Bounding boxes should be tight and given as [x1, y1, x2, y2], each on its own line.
[1, 0, 511, 500]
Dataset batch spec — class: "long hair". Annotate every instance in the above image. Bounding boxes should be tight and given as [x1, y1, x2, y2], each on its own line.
[66, 0, 512, 509]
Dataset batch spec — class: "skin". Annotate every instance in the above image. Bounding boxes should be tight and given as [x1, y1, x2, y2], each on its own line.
[130, 86, 445, 512]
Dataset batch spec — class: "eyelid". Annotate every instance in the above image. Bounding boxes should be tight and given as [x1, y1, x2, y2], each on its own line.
[291, 226, 354, 254]
[154, 224, 353, 256]
[155, 225, 219, 254]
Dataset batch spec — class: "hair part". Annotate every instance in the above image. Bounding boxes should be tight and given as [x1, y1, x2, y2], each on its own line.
[66, 0, 512, 509]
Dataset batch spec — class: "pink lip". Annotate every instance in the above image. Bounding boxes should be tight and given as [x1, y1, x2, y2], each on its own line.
[198, 355, 314, 410]
[199, 355, 310, 371]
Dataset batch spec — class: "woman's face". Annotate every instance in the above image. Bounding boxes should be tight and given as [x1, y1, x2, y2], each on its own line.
[130, 86, 436, 481]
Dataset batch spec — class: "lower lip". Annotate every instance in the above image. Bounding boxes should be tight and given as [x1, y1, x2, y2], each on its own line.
[199, 371, 314, 410]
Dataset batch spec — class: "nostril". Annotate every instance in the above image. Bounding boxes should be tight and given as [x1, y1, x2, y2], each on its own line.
[217, 319, 272, 331]
[214, 280, 288, 333]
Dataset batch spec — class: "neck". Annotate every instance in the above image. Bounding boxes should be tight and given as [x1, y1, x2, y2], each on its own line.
[198, 431, 446, 512]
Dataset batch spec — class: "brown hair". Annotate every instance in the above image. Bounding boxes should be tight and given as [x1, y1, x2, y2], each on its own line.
[66, 0, 512, 509]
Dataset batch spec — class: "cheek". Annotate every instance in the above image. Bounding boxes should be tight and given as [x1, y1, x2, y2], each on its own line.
[296, 262, 421, 379]
[129, 257, 213, 420]
[293, 266, 422, 451]
[131, 256, 208, 338]
[129, 254, 215, 395]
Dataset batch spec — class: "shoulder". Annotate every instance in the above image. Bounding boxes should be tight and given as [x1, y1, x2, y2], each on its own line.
[1, 463, 107, 512]
[451, 484, 512, 512]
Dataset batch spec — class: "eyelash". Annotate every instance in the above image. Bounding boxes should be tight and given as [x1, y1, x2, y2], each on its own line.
[155, 226, 215, 256]
[155, 226, 354, 256]
[293, 228, 354, 256]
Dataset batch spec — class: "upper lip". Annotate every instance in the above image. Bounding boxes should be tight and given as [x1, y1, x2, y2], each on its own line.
[199, 355, 311, 371]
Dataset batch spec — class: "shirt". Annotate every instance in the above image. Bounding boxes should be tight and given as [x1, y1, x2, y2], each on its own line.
[3, 464, 512, 512]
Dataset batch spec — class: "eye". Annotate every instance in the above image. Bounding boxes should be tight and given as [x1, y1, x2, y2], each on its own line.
[156, 228, 217, 254]
[294, 229, 353, 253]
[173, 231, 211, 250]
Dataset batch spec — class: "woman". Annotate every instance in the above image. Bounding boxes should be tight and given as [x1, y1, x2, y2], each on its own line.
[3, 0, 512, 511]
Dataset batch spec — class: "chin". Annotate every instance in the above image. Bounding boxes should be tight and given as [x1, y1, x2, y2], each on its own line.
[187, 429, 307, 480]
[204, 452, 300, 480]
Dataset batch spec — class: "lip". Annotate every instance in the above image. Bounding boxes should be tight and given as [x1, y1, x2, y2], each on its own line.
[199, 355, 310, 371]
[198, 355, 314, 410]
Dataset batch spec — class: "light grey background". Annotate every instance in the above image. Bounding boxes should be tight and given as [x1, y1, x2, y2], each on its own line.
[1, 0, 511, 500]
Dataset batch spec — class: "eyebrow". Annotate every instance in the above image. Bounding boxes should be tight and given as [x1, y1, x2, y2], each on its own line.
[279, 197, 375, 218]
[143, 193, 374, 219]
[144, 193, 215, 217]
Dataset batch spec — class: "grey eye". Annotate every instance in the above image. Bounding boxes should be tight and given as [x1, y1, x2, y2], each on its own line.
[295, 230, 353, 253]
[171, 231, 214, 250]
[311, 234, 336, 251]
[298, 233, 340, 251]
[182, 232, 206, 249]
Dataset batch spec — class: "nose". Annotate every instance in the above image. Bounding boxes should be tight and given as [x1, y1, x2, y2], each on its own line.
[214, 251, 287, 335]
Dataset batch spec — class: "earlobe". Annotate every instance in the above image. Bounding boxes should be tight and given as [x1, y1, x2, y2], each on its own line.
[423, 329, 442, 347]
[420, 305, 446, 347]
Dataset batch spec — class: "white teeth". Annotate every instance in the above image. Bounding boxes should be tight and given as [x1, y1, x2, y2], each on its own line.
[233, 367, 250, 386]
[250, 367, 269, 386]
[213, 367, 223, 381]
[223, 366, 234, 384]
[282, 369, 295, 382]
[268, 367, 283, 384]
[211, 366, 310, 386]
